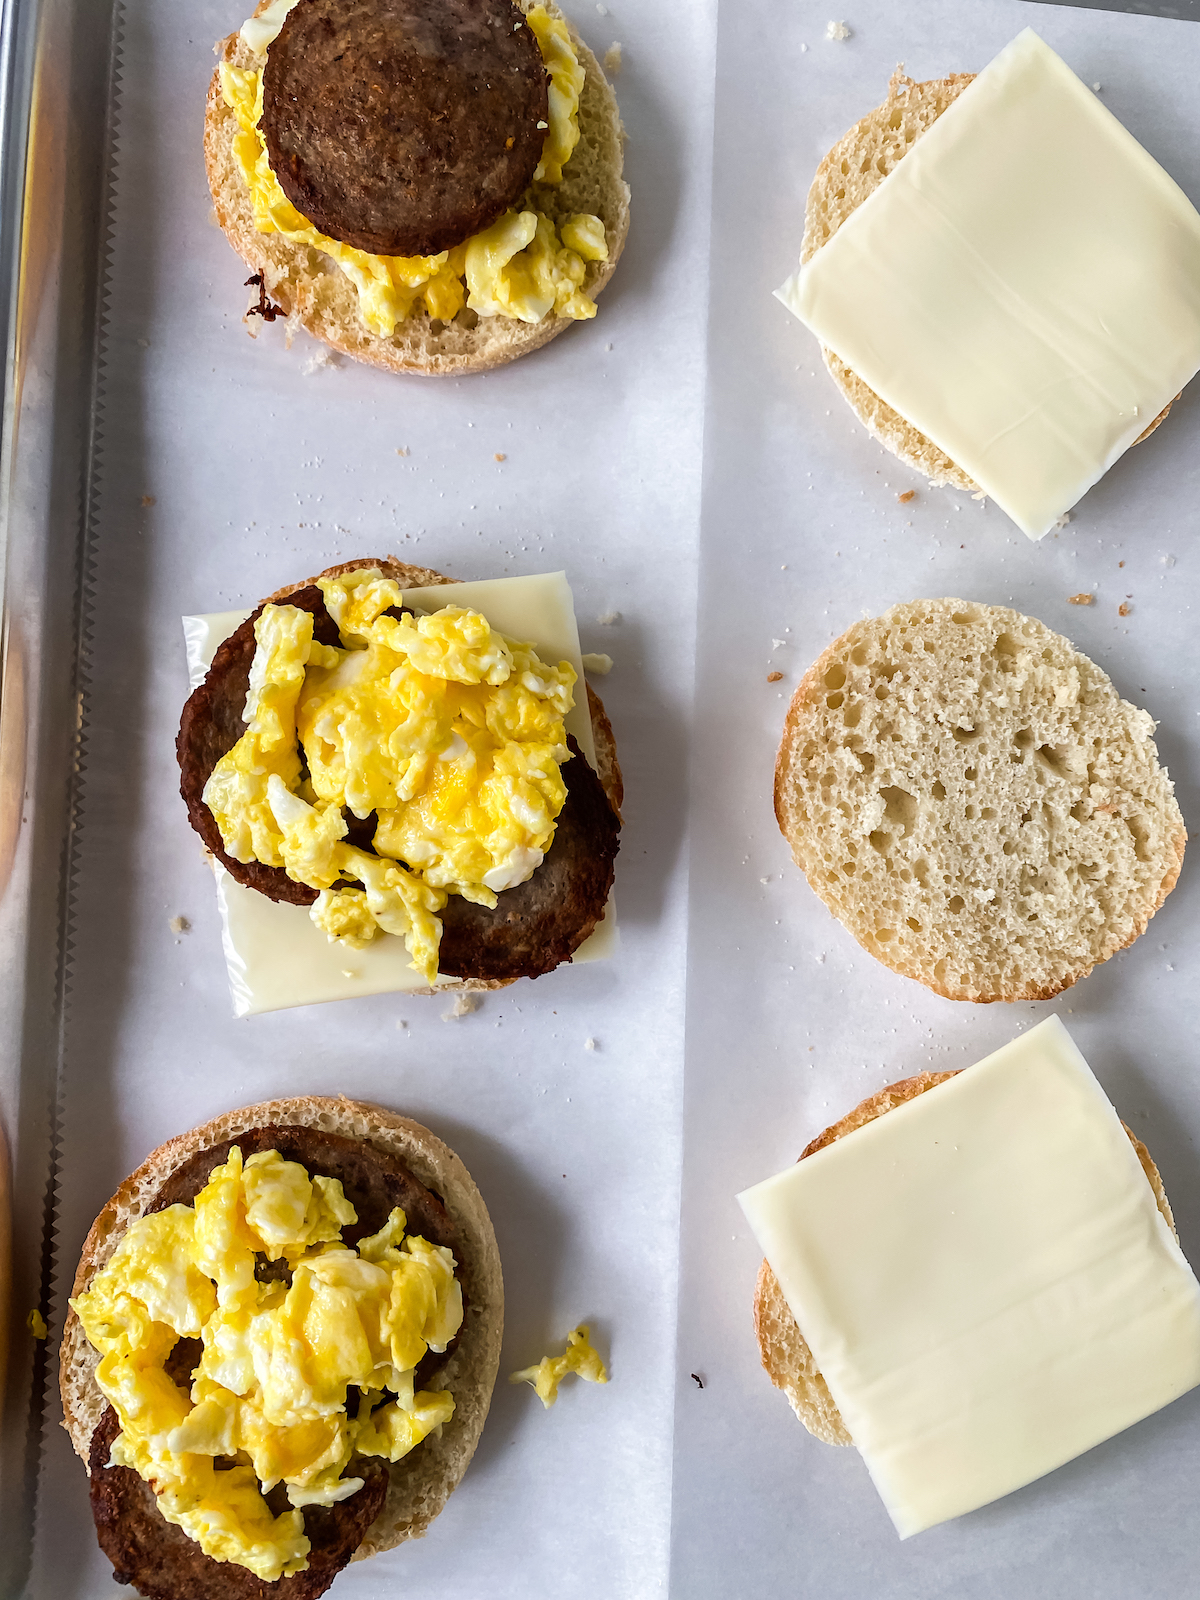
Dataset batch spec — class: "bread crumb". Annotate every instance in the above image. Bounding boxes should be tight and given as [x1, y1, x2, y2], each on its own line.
[1092, 82, 1102, 92]
[1119, 602, 1132, 617]
[1067, 593, 1094, 606]
[494, 452, 506, 462]
[596, 2, 608, 12]
[604, 41, 622, 74]
[302, 347, 339, 375]
[897, 489, 916, 503]
[596, 610, 620, 625]
[442, 992, 480, 1020]
[140, 495, 156, 507]
[584, 1038, 598, 1051]
[536, 119, 548, 129]
[800, 42, 809, 52]
[759, 876, 771, 885]
[767, 671, 784, 683]
[1052, 512, 1072, 530]
[582, 652, 613, 675]
[207, 207, 221, 228]
[169, 915, 191, 934]
[1118, 560, 1125, 568]
[771, 638, 786, 651]
[396, 446, 409, 456]
[825, 20, 851, 40]
[1162, 555, 1176, 568]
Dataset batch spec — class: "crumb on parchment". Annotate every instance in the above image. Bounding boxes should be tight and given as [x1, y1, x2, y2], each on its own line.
[897, 490, 915, 504]
[1068, 594, 1094, 606]
[825, 20, 851, 41]
[442, 992, 481, 1021]
[767, 671, 784, 683]
[604, 41, 622, 74]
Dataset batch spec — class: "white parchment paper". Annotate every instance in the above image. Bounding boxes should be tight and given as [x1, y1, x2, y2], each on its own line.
[27, 0, 716, 1592]
[673, 3, 1200, 1597]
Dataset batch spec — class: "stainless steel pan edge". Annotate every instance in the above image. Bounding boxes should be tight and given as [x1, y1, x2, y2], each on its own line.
[0, 0, 120, 1591]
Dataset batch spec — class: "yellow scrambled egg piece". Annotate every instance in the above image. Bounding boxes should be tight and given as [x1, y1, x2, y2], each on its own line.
[222, 6, 607, 335]
[27, 1308, 48, 1339]
[509, 1324, 608, 1408]
[70, 1146, 462, 1582]
[202, 568, 576, 984]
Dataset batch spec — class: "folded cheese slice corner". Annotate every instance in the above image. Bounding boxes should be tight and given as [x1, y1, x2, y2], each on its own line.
[738, 1017, 1200, 1537]
[182, 571, 616, 1016]
[778, 28, 1200, 539]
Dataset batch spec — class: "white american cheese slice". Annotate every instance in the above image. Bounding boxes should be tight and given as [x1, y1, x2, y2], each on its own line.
[182, 571, 616, 1017]
[777, 28, 1200, 540]
[738, 1017, 1200, 1538]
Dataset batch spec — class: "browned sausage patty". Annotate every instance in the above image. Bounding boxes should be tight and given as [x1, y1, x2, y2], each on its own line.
[86, 1123, 461, 1600]
[261, 0, 550, 257]
[89, 1405, 389, 1600]
[176, 587, 620, 981]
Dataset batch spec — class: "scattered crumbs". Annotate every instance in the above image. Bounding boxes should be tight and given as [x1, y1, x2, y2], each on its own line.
[536, 119, 548, 129]
[136, 337, 150, 349]
[691, 1373, 705, 1390]
[771, 638, 786, 651]
[1092, 82, 1102, 92]
[302, 347, 338, 375]
[396, 446, 409, 456]
[759, 876, 771, 885]
[396, 1019, 408, 1030]
[27, 1309, 48, 1340]
[595, 1, 608, 12]
[596, 609, 621, 625]
[825, 20, 851, 41]
[1119, 602, 1132, 617]
[168, 915, 191, 934]
[140, 494, 156, 507]
[800, 41, 809, 52]
[606, 342, 613, 351]
[1162, 554, 1176, 568]
[897, 489, 916, 504]
[815, 952, 826, 964]
[1053, 512, 1072, 530]
[442, 991, 480, 1020]
[582, 652, 613, 675]
[767, 671, 784, 683]
[604, 41, 622, 74]
[207, 207, 220, 228]
[493, 451, 507, 462]
[1067, 593, 1094, 606]
[584, 1037, 598, 1051]
[1118, 559, 1125, 568]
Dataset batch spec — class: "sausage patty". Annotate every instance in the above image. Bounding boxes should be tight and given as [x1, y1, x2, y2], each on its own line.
[87, 1123, 460, 1600]
[176, 586, 619, 981]
[261, 0, 550, 257]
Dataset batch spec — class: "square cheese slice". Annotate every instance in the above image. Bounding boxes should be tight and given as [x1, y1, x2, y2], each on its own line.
[738, 1017, 1200, 1537]
[182, 571, 616, 1016]
[777, 29, 1200, 539]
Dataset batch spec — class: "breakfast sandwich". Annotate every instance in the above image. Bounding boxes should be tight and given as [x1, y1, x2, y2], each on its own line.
[740, 1019, 1200, 1536]
[177, 558, 621, 1004]
[775, 599, 1184, 1002]
[61, 1097, 502, 1597]
[776, 29, 1200, 538]
[206, 0, 629, 374]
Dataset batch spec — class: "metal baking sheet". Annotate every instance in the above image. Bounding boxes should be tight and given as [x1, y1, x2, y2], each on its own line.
[673, 3, 1200, 1596]
[0, 0, 1198, 1596]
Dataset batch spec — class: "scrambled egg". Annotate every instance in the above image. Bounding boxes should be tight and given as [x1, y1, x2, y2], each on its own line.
[222, 6, 609, 336]
[509, 1324, 608, 1408]
[70, 1146, 462, 1582]
[202, 568, 576, 983]
[27, 1308, 48, 1339]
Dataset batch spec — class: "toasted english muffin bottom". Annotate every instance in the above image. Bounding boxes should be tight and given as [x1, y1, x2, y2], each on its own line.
[205, 0, 629, 374]
[752, 1072, 1177, 1446]
[801, 69, 1173, 488]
